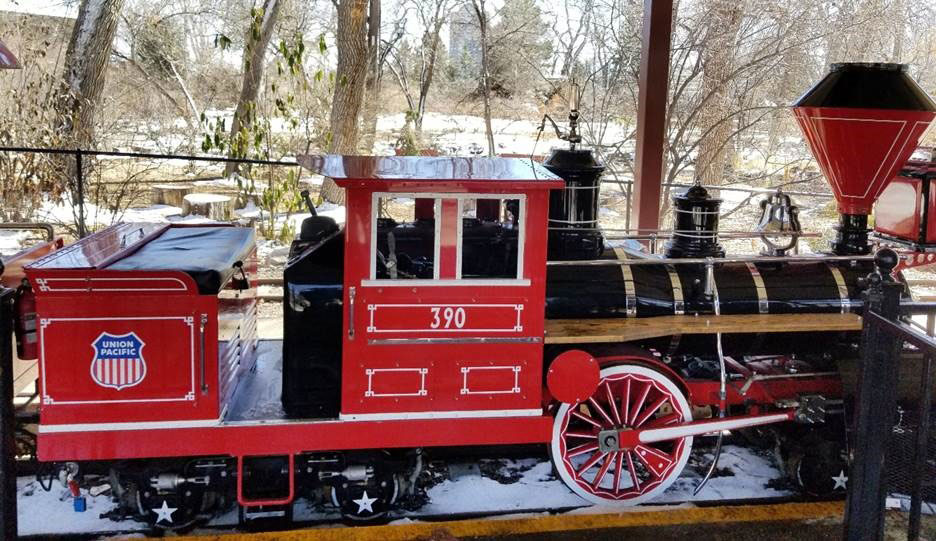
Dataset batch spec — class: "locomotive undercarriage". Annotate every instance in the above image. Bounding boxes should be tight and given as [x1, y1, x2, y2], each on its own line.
[21, 331, 849, 532]
[41, 449, 422, 529]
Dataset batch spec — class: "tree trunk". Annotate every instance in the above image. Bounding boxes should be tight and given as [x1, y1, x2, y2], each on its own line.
[891, 0, 905, 61]
[472, 0, 495, 157]
[152, 184, 194, 208]
[183, 193, 233, 221]
[321, 0, 371, 204]
[695, 0, 743, 185]
[57, 0, 125, 237]
[359, 0, 381, 153]
[224, 0, 283, 177]
[415, 16, 445, 137]
[58, 0, 124, 148]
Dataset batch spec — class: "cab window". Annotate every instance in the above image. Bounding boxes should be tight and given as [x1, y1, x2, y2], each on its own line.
[373, 195, 438, 280]
[458, 196, 523, 280]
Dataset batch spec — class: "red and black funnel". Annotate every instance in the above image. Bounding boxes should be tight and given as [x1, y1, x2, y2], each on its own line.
[793, 63, 936, 254]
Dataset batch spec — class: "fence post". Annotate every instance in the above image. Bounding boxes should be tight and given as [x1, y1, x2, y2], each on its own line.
[0, 288, 17, 540]
[76, 149, 87, 238]
[844, 249, 902, 541]
[908, 313, 935, 540]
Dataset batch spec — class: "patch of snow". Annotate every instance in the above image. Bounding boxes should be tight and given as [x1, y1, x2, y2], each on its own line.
[235, 200, 261, 219]
[184, 193, 231, 204]
[121, 205, 182, 221]
[17, 476, 144, 536]
[168, 214, 217, 225]
[0, 230, 32, 258]
[415, 459, 585, 515]
[657, 445, 792, 503]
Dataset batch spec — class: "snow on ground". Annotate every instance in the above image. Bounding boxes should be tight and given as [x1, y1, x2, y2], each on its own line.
[17, 476, 145, 536]
[0, 229, 32, 257]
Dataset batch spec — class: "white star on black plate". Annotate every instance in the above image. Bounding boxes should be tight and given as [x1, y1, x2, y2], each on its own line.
[352, 490, 378, 514]
[832, 470, 848, 490]
[152, 500, 177, 524]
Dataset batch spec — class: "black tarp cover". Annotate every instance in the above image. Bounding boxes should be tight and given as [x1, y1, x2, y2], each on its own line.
[107, 226, 255, 294]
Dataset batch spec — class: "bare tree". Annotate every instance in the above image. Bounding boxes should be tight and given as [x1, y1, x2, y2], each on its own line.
[56, 0, 126, 236]
[321, 0, 372, 204]
[695, 0, 743, 185]
[58, 0, 126, 149]
[386, 0, 452, 137]
[471, 0, 495, 156]
[358, 0, 382, 152]
[225, 0, 283, 176]
[550, 0, 594, 78]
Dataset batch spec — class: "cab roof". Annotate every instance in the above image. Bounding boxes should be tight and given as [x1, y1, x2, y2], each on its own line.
[298, 155, 564, 191]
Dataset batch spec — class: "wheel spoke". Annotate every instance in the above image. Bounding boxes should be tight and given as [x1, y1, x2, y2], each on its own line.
[571, 410, 602, 429]
[620, 377, 632, 426]
[612, 451, 624, 493]
[587, 397, 615, 427]
[575, 451, 607, 478]
[644, 412, 681, 428]
[633, 395, 670, 427]
[634, 444, 676, 479]
[604, 381, 622, 425]
[626, 450, 641, 491]
[568, 442, 599, 458]
[566, 431, 598, 439]
[628, 382, 651, 426]
[590, 454, 614, 490]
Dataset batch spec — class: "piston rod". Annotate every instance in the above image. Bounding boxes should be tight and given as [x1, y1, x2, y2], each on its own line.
[600, 410, 796, 452]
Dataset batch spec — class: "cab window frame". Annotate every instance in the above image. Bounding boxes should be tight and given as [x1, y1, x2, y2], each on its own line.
[362, 191, 529, 288]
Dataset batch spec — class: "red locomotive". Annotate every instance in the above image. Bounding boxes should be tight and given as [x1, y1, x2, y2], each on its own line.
[8, 63, 936, 529]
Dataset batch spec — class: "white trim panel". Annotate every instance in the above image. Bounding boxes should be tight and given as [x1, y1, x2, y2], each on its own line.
[339, 408, 542, 421]
[39, 316, 197, 405]
[39, 418, 221, 433]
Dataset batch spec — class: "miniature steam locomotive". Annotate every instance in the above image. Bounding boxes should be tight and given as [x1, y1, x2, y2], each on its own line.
[4, 63, 936, 529]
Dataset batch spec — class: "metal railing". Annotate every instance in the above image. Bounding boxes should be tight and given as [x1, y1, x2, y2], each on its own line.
[598, 174, 836, 231]
[845, 252, 936, 540]
[0, 146, 301, 238]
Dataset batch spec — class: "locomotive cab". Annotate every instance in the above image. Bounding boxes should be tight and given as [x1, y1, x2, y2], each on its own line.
[288, 155, 563, 420]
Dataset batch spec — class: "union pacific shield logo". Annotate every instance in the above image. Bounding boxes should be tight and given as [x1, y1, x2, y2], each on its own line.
[90, 332, 147, 390]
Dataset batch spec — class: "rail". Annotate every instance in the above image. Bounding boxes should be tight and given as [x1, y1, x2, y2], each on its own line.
[844, 250, 936, 541]
[0, 288, 15, 539]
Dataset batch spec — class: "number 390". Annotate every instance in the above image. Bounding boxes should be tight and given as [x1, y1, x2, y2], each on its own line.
[430, 306, 466, 329]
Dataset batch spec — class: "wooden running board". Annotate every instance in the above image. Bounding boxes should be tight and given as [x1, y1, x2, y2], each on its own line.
[544, 313, 863, 345]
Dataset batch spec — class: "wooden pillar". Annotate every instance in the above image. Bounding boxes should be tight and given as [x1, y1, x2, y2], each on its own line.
[632, 0, 674, 233]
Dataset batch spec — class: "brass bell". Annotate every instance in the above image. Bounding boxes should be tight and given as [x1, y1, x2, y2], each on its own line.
[756, 189, 801, 256]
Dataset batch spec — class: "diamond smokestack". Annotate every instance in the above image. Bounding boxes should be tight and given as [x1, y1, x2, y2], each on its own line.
[793, 63, 936, 255]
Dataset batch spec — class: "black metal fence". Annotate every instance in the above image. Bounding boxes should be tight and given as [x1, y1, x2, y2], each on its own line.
[0, 146, 301, 239]
[846, 250, 936, 540]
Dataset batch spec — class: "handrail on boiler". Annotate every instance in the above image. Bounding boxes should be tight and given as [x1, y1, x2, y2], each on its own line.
[547, 254, 876, 267]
